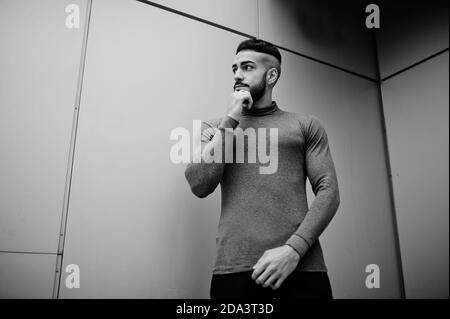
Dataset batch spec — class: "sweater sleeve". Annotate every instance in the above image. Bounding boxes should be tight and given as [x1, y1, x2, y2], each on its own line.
[285, 115, 340, 258]
[184, 116, 238, 198]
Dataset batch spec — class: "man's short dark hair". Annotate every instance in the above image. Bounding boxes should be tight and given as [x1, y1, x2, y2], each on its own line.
[236, 39, 282, 64]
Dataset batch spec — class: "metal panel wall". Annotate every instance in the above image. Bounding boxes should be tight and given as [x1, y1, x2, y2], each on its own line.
[259, 0, 377, 79]
[147, 0, 258, 36]
[376, 0, 449, 78]
[0, 253, 56, 298]
[381, 52, 449, 298]
[0, 0, 86, 253]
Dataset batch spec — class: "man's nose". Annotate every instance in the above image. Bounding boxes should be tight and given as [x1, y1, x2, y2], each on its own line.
[234, 69, 244, 81]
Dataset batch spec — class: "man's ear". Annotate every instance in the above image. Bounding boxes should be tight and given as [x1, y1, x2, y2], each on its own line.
[266, 67, 278, 85]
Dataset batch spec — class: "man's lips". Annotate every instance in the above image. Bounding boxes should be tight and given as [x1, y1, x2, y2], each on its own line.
[234, 84, 249, 90]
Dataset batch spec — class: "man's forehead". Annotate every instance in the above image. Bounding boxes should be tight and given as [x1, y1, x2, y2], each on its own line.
[233, 50, 264, 64]
[232, 50, 277, 66]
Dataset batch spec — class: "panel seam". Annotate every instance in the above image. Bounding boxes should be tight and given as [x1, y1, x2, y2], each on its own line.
[381, 47, 449, 82]
[372, 29, 406, 299]
[52, 0, 93, 299]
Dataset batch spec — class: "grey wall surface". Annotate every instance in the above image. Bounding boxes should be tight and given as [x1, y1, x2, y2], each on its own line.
[381, 52, 449, 298]
[148, 0, 258, 37]
[375, 0, 449, 299]
[259, 0, 377, 79]
[0, 253, 56, 298]
[0, 0, 86, 253]
[0, 0, 87, 298]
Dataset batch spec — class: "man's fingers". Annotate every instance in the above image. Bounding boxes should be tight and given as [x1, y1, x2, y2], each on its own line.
[263, 272, 279, 289]
[252, 256, 263, 269]
[252, 254, 265, 270]
[255, 267, 275, 286]
[271, 275, 286, 290]
[251, 261, 265, 280]
[252, 251, 270, 280]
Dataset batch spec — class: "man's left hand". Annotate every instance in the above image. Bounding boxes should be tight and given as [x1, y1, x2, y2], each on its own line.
[251, 245, 300, 290]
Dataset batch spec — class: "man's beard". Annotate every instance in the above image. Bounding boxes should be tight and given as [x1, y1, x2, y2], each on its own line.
[249, 72, 267, 102]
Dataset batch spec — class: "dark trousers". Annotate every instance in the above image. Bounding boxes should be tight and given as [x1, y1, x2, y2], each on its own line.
[210, 270, 333, 299]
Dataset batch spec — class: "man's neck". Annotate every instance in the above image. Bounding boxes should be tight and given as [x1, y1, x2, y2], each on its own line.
[251, 92, 273, 109]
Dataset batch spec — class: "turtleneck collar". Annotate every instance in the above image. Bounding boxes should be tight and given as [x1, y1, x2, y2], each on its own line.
[242, 101, 279, 117]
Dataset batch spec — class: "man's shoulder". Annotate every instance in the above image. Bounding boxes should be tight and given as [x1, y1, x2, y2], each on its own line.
[281, 111, 323, 130]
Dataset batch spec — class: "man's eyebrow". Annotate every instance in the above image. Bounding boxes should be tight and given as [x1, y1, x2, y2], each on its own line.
[231, 60, 256, 69]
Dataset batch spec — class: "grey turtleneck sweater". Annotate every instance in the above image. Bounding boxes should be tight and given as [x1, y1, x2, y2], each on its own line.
[184, 101, 340, 274]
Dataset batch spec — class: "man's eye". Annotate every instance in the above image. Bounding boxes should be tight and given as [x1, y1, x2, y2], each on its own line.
[244, 65, 253, 70]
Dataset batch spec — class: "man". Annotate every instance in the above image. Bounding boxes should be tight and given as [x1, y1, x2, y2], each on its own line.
[184, 39, 340, 299]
